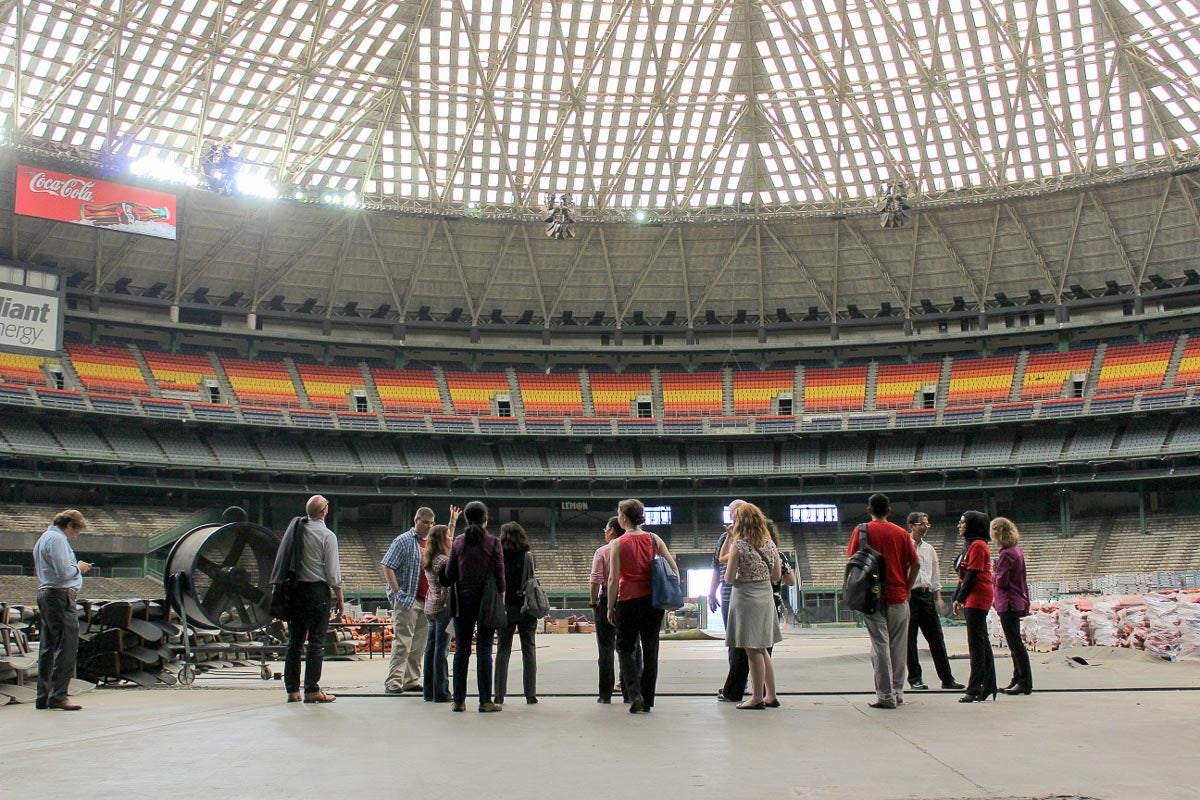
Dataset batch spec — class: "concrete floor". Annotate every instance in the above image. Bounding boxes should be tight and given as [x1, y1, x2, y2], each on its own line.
[4, 627, 1200, 800]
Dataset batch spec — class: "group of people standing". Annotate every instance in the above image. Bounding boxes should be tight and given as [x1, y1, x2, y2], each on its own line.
[381, 501, 539, 712]
[850, 493, 1032, 709]
[266, 491, 1030, 711]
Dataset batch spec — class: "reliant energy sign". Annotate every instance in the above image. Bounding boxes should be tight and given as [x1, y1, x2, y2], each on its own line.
[0, 283, 62, 357]
[14, 164, 177, 240]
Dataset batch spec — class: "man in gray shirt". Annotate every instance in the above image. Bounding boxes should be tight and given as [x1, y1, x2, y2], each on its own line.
[32, 509, 92, 710]
[272, 495, 344, 703]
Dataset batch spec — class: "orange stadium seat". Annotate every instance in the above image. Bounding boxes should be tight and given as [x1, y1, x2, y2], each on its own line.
[298, 363, 365, 409]
[945, 355, 1015, 406]
[66, 343, 151, 396]
[1174, 338, 1200, 387]
[220, 357, 300, 407]
[590, 373, 652, 417]
[371, 367, 443, 413]
[444, 371, 511, 415]
[875, 362, 941, 410]
[0, 351, 50, 385]
[1022, 350, 1094, 400]
[142, 350, 215, 392]
[1093, 341, 1175, 394]
[517, 373, 584, 416]
[804, 366, 866, 411]
[732, 370, 794, 414]
[660, 371, 723, 416]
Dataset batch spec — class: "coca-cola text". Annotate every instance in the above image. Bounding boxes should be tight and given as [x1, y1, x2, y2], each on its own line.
[27, 172, 96, 202]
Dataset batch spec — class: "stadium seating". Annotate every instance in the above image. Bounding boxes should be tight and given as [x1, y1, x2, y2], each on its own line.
[297, 363, 365, 409]
[1174, 337, 1200, 386]
[1093, 340, 1175, 394]
[731, 369, 793, 415]
[372, 367, 442, 413]
[804, 366, 866, 411]
[874, 362, 940, 410]
[66, 344, 151, 396]
[220, 357, 300, 406]
[660, 371, 723, 416]
[0, 351, 49, 385]
[945, 355, 1015, 405]
[1021, 350, 1093, 399]
[141, 351, 214, 393]
[443, 370, 510, 415]
[590, 373, 652, 417]
[517, 372, 584, 416]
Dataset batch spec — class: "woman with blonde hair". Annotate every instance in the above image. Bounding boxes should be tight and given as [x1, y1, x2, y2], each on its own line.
[991, 517, 1032, 695]
[722, 502, 782, 709]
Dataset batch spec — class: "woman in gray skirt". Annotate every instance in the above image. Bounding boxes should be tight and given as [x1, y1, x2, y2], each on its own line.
[721, 502, 783, 709]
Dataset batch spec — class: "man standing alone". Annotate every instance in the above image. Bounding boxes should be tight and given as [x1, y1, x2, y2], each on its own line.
[905, 512, 963, 692]
[273, 495, 344, 703]
[846, 493, 919, 710]
[33, 509, 91, 710]
[382, 507, 434, 694]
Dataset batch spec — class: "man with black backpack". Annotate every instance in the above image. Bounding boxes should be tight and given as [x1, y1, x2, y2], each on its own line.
[845, 493, 919, 710]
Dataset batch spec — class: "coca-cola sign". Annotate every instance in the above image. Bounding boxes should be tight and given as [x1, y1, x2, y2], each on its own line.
[15, 164, 177, 240]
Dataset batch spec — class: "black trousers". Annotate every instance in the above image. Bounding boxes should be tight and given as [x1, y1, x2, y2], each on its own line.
[36, 588, 79, 705]
[907, 589, 956, 686]
[452, 600, 496, 705]
[595, 594, 640, 701]
[998, 610, 1033, 689]
[963, 607, 997, 699]
[284, 581, 330, 695]
[616, 595, 663, 709]
[719, 590, 749, 700]
[494, 605, 537, 702]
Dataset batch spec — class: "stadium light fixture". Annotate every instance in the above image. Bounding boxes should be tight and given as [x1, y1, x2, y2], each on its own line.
[775, 307, 791, 322]
[588, 311, 605, 326]
[632, 310, 646, 326]
[950, 296, 967, 311]
[143, 282, 167, 299]
[920, 298, 937, 314]
[1026, 289, 1044, 305]
[112, 277, 133, 294]
[266, 295, 286, 311]
[66, 271, 88, 288]
[201, 143, 237, 196]
[878, 181, 910, 228]
[804, 306, 821, 321]
[704, 309, 720, 325]
[221, 291, 244, 307]
[1104, 280, 1122, 295]
[192, 287, 210, 304]
[1069, 284, 1089, 300]
[560, 310, 576, 325]
[130, 155, 198, 187]
[1148, 274, 1172, 290]
[297, 298, 317, 314]
[544, 193, 576, 239]
[417, 305, 433, 321]
[1183, 270, 1200, 285]
[342, 300, 359, 316]
[662, 310, 677, 326]
[235, 170, 280, 200]
[370, 303, 391, 319]
[489, 308, 504, 324]
[447, 307, 463, 323]
[517, 309, 534, 325]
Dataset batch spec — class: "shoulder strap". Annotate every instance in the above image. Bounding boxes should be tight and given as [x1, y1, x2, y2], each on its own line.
[856, 522, 870, 552]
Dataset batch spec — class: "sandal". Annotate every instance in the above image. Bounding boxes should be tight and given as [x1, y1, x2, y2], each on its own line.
[736, 701, 766, 710]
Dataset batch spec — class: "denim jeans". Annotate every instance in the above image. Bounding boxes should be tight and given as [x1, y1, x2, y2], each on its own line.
[494, 605, 537, 702]
[284, 581, 330, 695]
[452, 605, 495, 705]
[423, 608, 452, 701]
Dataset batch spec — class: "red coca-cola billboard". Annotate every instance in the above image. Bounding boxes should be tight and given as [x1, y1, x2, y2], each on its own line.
[14, 164, 177, 240]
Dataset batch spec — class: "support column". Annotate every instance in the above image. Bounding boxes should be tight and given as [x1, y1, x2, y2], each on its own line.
[549, 507, 557, 547]
[1138, 483, 1147, 535]
[1059, 490, 1072, 538]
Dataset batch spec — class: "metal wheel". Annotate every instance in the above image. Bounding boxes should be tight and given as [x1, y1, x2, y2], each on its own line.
[260, 664, 272, 681]
[178, 664, 196, 686]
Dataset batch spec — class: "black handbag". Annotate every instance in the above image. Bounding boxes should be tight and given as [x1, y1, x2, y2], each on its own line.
[269, 517, 305, 618]
[477, 542, 508, 630]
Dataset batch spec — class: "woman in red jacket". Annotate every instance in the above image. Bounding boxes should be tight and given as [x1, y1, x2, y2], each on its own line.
[952, 510, 997, 702]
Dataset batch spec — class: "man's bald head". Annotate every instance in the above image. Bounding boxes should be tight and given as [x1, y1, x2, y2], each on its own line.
[306, 495, 329, 519]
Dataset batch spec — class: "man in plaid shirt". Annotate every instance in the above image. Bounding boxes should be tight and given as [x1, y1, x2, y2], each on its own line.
[382, 507, 435, 694]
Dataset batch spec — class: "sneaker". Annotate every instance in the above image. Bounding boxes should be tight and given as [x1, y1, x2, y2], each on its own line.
[941, 681, 965, 690]
[478, 701, 502, 713]
[629, 696, 644, 714]
[384, 686, 404, 695]
[909, 681, 929, 690]
[868, 700, 897, 710]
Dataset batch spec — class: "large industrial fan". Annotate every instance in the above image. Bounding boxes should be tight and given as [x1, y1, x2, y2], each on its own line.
[164, 508, 282, 684]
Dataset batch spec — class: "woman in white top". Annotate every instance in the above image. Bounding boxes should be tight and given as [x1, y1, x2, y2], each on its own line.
[721, 502, 782, 709]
